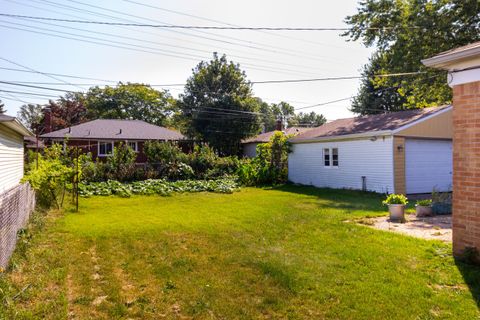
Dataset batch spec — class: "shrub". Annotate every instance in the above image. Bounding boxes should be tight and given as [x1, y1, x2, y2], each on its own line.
[382, 194, 408, 206]
[23, 144, 75, 208]
[237, 131, 291, 185]
[416, 199, 432, 206]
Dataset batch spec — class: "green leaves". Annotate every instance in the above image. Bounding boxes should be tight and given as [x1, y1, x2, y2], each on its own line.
[179, 53, 261, 155]
[344, 0, 480, 114]
[78, 177, 240, 198]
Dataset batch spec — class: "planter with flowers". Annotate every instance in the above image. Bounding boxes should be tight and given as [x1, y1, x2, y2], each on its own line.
[383, 194, 408, 222]
[415, 199, 433, 217]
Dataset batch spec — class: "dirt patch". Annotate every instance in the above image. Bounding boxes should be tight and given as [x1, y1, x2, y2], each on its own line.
[358, 214, 452, 242]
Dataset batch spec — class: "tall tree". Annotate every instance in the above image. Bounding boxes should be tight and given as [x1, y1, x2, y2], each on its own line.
[179, 53, 261, 155]
[344, 0, 480, 114]
[288, 111, 327, 127]
[258, 100, 296, 131]
[17, 103, 43, 133]
[41, 92, 89, 133]
[85, 82, 177, 127]
[0, 100, 5, 114]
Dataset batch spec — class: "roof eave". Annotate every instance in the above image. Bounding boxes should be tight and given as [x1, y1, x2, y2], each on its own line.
[422, 46, 480, 70]
[0, 118, 33, 137]
[290, 130, 393, 144]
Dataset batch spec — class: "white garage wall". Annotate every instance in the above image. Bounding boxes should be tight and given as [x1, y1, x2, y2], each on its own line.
[405, 139, 452, 194]
[288, 137, 394, 193]
[0, 125, 24, 193]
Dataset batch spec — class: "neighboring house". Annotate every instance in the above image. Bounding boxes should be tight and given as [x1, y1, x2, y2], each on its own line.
[242, 127, 312, 158]
[40, 119, 185, 163]
[0, 114, 33, 193]
[288, 105, 452, 194]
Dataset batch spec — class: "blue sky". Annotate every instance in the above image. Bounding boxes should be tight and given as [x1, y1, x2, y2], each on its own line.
[0, 0, 373, 120]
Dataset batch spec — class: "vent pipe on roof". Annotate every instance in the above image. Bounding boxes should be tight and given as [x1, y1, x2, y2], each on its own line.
[118, 128, 122, 135]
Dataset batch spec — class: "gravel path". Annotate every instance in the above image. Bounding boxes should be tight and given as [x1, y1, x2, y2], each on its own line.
[360, 214, 452, 242]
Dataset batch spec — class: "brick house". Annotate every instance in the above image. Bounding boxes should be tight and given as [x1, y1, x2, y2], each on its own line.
[422, 42, 480, 258]
[40, 118, 185, 163]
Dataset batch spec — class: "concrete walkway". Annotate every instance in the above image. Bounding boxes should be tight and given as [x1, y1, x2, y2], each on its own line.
[359, 214, 452, 242]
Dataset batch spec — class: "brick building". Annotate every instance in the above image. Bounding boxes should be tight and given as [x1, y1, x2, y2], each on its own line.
[423, 42, 480, 258]
[40, 115, 185, 163]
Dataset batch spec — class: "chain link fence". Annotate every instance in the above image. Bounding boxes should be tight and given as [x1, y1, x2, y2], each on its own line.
[0, 183, 36, 269]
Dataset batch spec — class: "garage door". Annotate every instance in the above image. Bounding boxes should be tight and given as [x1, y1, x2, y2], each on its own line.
[405, 139, 452, 194]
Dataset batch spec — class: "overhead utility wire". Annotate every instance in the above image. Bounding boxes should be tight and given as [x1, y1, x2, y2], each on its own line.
[3, 17, 330, 75]
[57, 0, 337, 63]
[26, 0, 336, 65]
[0, 56, 85, 90]
[0, 22, 321, 77]
[0, 14, 419, 30]
[0, 71, 431, 89]
[121, 0, 350, 50]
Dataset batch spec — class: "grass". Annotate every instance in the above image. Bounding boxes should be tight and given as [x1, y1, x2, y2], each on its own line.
[0, 185, 479, 319]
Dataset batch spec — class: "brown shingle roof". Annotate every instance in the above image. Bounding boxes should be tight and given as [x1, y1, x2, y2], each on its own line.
[291, 105, 451, 142]
[40, 119, 184, 140]
[242, 127, 313, 144]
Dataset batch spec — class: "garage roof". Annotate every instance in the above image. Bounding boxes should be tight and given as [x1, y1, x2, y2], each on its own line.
[290, 105, 451, 143]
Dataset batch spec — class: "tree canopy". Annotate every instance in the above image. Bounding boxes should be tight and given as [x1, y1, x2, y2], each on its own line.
[0, 100, 5, 114]
[179, 53, 261, 155]
[288, 111, 327, 128]
[85, 83, 177, 127]
[17, 103, 43, 134]
[344, 0, 480, 114]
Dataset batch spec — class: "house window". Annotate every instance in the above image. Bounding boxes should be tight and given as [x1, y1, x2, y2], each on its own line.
[127, 141, 138, 152]
[332, 148, 339, 167]
[98, 141, 114, 156]
[324, 148, 330, 166]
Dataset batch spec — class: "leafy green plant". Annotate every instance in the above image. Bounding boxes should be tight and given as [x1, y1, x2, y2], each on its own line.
[416, 199, 432, 206]
[78, 177, 239, 198]
[237, 131, 291, 186]
[23, 144, 74, 208]
[382, 194, 408, 206]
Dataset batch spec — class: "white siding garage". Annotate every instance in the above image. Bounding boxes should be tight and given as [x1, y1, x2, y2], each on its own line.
[0, 124, 25, 193]
[0, 115, 31, 194]
[288, 137, 394, 193]
[405, 139, 452, 194]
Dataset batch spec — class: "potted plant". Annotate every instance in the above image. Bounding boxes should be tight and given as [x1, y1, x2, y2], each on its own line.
[383, 194, 408, 221]
[415, 199, 433, 217]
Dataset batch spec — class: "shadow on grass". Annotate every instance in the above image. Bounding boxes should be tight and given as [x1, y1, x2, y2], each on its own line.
[268, 184, 387, 213]
[455, 259, 480, 309]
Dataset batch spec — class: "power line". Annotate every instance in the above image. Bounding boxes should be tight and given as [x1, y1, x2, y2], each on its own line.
[0, 71, 431, 89]
[0, 22, 322, 78]
[23, 0, 339, 66]
[1, 17, 330, 76]
[59, 0, 340, 64]
[295, 97, 354, 111]
[0, 66, 118, 83]
[121, 0, 361, 51]
[0, 56, 85, 90]
[0, 13, 419, 31]
[0, 89, 60, 98]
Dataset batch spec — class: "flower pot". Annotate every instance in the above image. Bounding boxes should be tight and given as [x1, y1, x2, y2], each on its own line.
[388, 204, 405, 221]
[415, 205, 433, 217]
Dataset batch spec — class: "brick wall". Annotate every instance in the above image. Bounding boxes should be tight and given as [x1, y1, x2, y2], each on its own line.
[452, 81, 480, 256]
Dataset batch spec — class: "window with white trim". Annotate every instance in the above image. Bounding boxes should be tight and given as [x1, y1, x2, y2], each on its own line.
[98, 141, 114, 156]
[323, 148, 330, 166]
[324, 148, 339, 167]
[332, 148, 339, 167]
[127, 141, 138, 152]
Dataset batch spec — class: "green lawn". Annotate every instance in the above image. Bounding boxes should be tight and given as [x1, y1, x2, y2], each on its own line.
[1, 186, 479, 319]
